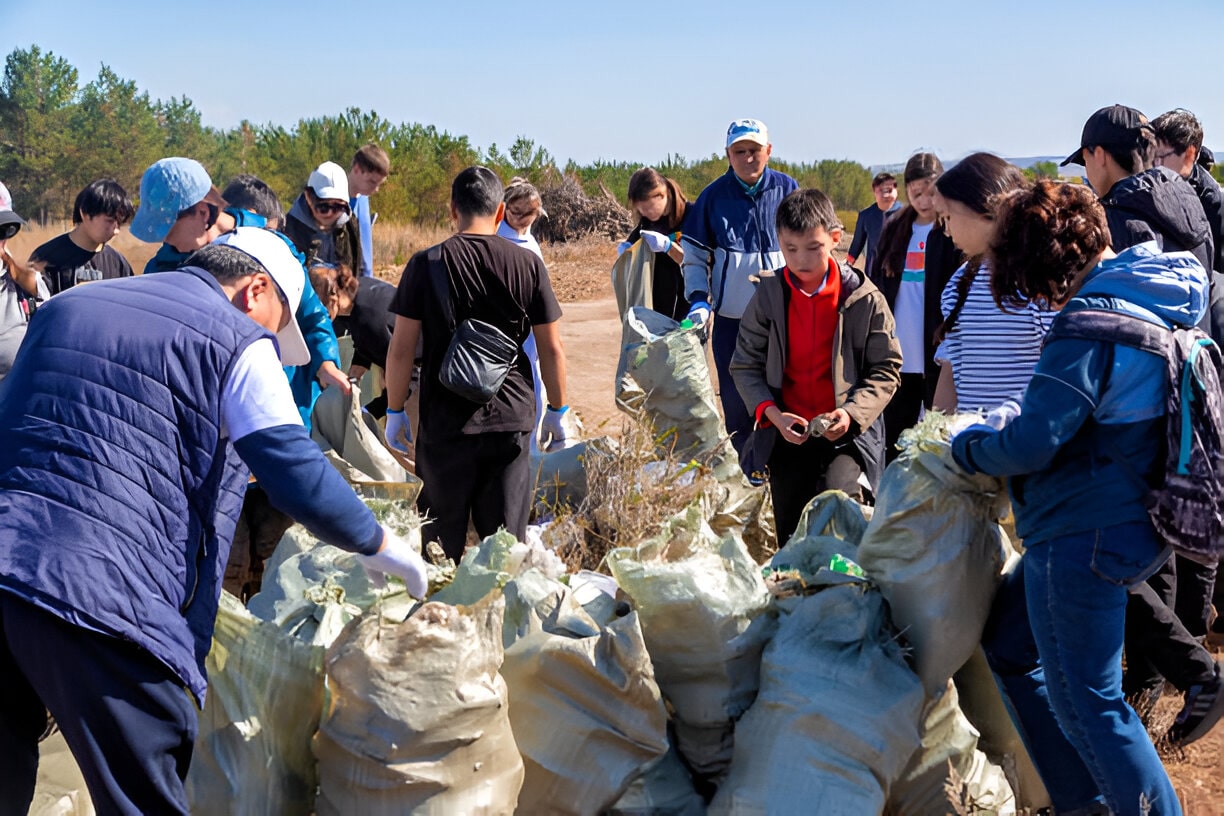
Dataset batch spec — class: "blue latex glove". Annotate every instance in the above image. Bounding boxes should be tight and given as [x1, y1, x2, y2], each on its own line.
[385, 408, 412, 453]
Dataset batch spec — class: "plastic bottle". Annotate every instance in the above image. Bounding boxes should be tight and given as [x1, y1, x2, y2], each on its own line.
[679, 318, 694, 330]
[828, 554, 866, 578]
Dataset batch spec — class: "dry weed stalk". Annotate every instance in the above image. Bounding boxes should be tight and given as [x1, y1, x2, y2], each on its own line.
[542, 417, 717, 573]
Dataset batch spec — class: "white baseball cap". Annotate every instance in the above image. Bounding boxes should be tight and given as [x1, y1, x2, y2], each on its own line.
[726, 119, 769, 148]
[213, 228, 311, 366]
[308, 161, 350, 202]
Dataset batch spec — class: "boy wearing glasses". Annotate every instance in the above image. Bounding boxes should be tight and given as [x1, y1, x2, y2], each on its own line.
[1152, 108, 1224, 275]
[283, 161, 364, 273]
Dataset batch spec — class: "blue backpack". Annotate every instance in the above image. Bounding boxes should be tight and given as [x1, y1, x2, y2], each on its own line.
[1046, 308, 1224, 564]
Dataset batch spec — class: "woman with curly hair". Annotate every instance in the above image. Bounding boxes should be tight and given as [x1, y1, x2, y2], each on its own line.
[951, 180, 1205, 816]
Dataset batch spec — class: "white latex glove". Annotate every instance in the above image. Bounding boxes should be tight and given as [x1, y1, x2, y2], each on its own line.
[541, 404, 579, 451]
[640, 230, 672, 253]
[384, 408, 412, 453]
[359, 527, 428, 599]
[686, 301, 712, 328]
[983, 399, 1022, 430]
[616, 240, 632, 257]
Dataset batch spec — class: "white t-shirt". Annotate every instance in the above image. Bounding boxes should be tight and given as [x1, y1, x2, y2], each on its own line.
[935, 261, 1054, 413]
[894, 222, 933, 374]
[221, 338, 304, 442]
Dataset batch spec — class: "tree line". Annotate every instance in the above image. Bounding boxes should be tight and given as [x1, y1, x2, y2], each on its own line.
[0, 46, 885, 229]
[6, 46, 1206, 233]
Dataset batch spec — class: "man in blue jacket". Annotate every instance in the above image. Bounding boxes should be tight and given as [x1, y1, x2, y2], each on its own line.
[131, 157, 350, 425]
[681, 119, 798, 456]
[0, 228, 427, 815]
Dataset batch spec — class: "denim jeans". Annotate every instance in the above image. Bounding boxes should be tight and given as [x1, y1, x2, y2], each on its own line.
[711, 314, 751, 458]
[1024, 522, 1182, 816]
[982, 568, 1105, 814]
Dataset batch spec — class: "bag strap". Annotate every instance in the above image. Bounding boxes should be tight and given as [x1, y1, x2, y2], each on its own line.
[1045, 307, 1174, 357]
[426, 246, 456, 332]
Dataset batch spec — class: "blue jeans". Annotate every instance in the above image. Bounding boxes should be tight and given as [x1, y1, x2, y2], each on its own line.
[1025, 522, 1182, 816]
[982, 568, 1105, 814]
[711, 313, 751, 457]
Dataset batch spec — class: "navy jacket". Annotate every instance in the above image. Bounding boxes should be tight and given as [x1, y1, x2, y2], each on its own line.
[0, 269, 265, 700]
[1100, 167, 1214, 275]
[680, 167, 798, 320]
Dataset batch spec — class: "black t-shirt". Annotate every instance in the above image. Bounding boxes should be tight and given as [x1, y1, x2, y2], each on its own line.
[335, 276, 397, 370]
[31, 234, 133, 295]
[392, 233, 562, 436]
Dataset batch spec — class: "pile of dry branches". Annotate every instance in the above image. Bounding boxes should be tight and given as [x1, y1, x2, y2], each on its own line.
[535, 175, 635, 243]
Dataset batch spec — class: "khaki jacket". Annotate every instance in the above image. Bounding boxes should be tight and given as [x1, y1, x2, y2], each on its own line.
[730, 262, 902, 486]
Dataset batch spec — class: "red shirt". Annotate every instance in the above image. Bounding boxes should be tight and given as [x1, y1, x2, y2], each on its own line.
[780, 260, 840, 420]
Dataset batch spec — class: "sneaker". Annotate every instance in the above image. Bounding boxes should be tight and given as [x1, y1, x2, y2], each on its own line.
[1167, 661, 1224, 747]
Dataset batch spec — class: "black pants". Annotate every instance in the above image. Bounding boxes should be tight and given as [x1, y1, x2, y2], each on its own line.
[711, 314, 752, 458]
[882, 372, 924, 464]
[1122, 579, 1217, 696]
[768, 433, 862, 547]
[1173, 554, 1217, 639]
[0, 594, 196, 815]
[416, 430, 531, 561]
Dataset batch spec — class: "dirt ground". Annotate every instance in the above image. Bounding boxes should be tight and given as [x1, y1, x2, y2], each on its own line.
[540, 238, 1224, 815]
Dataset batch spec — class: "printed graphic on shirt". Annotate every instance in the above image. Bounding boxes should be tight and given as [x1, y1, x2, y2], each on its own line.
[903, 239, 927, 282]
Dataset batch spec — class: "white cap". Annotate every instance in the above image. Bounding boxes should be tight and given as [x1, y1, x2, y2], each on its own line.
[212, 228, 311, 366]
[308, 161, 349, 202]
[726, 118, 769, 148]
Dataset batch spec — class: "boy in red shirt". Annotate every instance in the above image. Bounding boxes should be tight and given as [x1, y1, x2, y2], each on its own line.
[731, 189, 902, 543]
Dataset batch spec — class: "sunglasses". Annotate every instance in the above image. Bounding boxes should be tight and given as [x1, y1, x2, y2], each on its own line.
[312, 201, 348, 215]
[0, 222, 20, 241]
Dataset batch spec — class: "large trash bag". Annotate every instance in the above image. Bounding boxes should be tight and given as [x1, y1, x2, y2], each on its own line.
[614, 307, 738, 480]
[247, 525, 394, 647]
[30, 732, 94, 816]
[709, 576, 925, 816]
[886, 681, 1016, 816]
[607, 506, 775, 779]
[500, 569, 668, 814]
[530, 436, 618, 513]
[855, 417, 1010, 696]
[185, 592, 326, 816]
[611, 239, 656, 317]
[310, 384, 407, 483]
[606, 743, 707, 816]
[706, 480, 776, 565]
[313, 592, 523, 815]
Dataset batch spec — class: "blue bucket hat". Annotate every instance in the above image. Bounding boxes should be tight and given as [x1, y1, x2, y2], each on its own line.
[130, 158, 213, 243]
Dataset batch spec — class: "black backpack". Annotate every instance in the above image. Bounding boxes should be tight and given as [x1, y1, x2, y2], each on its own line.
[1046, 308, 1224, 564]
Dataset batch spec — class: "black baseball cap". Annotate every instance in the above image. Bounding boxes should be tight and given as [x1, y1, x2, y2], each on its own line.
[1062, 105, 1152, 167]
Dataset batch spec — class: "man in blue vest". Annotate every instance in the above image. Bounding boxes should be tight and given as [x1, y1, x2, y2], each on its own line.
[0, 228, 427, 814]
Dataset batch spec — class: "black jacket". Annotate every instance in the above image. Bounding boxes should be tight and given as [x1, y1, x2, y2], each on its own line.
[868, 215, 962, 406]
[1100, 167, 1214, 274]
[1186, 163, 1224, 274]
[333, 276, 396, 370]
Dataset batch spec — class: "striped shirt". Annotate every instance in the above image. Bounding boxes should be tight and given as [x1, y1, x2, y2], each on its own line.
[935, 262, 1054, 413]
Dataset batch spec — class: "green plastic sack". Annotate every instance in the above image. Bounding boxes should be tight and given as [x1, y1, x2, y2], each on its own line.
[501, 570, 668, 814]
[614, 307, 738, 480]
[856, 418, 1010, 696]
[886, 681, 1016, 816]
[313, 592, 523, 816]
[185, 591, 326, 816]
[607, 506, 774, 778]
[709, 578, 925, 816]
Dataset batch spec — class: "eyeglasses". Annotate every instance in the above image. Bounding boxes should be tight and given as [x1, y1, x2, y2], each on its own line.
[312, 201, 348, 215]
[1154, 150, 1180, 163]
[0, 222, 21, 241]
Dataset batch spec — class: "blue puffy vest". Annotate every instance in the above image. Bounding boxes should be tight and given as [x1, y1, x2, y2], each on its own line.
[0, 267, 269, 701]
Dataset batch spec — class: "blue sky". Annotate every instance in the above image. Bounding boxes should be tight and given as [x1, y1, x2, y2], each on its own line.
[7, 0, 1224, 168]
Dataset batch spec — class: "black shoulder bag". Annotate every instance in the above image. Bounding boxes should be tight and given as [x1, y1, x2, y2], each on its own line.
[427, 246, 522, 404]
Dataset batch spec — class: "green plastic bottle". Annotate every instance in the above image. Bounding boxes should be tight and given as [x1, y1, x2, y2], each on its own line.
[679, 318, 694, 330]
[828, 554, 865, 578]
